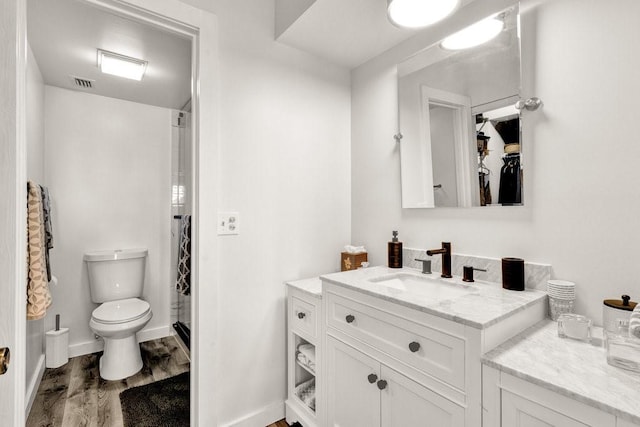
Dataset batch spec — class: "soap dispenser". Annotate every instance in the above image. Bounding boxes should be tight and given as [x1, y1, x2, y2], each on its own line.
[388, 231, 403, 268]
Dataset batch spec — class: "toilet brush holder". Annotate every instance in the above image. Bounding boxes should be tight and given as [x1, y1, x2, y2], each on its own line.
[46, 327, 69, 368]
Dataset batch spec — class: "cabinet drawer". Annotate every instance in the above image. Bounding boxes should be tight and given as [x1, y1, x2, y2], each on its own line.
[291, 295, 318, 338]
[327, 291, 465, 389]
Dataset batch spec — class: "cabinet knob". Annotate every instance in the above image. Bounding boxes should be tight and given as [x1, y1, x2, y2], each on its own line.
[377, 379, 388, 390]
[297, 312, 306, 319]
[345, 314, 355, 323]
[409, 341, 421, 352]
[367, 373, 378, 384]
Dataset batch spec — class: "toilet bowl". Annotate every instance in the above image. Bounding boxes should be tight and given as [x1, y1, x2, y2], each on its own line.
[84, 248, 153, 380]
[89, 298, 152, 380]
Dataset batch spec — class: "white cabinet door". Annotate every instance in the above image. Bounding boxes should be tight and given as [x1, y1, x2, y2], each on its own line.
[326, 335, 380, 427]
[380, 365, 464, 427]
[502, 390, 591, 427]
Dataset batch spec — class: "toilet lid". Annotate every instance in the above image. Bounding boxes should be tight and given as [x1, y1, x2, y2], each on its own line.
[92, 298, 150, 324]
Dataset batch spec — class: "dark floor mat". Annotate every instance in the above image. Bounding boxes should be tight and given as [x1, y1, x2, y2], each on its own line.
[119, 372, 189, 427]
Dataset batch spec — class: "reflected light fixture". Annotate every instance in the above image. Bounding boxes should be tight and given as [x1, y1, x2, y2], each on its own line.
[440, 16, 504, 50]
[387, 0, 459, 29]
[97, 49, 147, 81]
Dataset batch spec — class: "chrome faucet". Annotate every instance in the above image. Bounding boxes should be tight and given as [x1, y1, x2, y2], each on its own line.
[426, 242, 452, 278]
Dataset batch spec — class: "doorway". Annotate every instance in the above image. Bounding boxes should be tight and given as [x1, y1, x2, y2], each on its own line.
[1, 0, 218, 425]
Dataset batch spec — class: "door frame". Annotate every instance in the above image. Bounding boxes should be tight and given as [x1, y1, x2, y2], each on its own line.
[4, 0, 220, 425]
[420, 85, 477, 207]
[1, 1, 28, 425]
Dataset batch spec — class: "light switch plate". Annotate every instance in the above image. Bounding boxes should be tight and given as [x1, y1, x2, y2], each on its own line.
[217, 211, 239, 235]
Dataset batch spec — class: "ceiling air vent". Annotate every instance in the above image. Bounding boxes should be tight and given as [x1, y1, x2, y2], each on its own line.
[69, 75, 95, 89]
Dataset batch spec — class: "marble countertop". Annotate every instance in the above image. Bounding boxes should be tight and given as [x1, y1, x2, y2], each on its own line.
[285, 276, 322, 297]
[319, 266, 547, 329]
[483, 320, 640, 424]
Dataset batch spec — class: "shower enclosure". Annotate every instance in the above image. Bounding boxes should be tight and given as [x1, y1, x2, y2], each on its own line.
[171, 109, 192, 348]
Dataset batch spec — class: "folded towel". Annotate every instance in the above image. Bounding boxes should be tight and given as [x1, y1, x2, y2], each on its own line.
[296, 350, 315, 373]
[27, 182, 52, 320]
[296, 351, 307, 365]
[298, 343, 316, 366]
[630, 305, 640, 339]
[294, 377, 315, 411]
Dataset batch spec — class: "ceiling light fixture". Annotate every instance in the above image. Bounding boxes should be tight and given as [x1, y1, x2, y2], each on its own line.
[387, 0, 459, 29]
[97, 49, 147, 81]
[440, 16, 504, 50]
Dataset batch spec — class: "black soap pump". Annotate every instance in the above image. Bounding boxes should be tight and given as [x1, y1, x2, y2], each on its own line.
[388, 231, 403, 268]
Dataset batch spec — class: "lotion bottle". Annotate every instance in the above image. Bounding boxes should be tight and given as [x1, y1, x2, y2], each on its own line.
[388, 231, 403, 268]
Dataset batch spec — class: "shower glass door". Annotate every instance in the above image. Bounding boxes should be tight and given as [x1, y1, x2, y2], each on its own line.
[171, 109, 192, 348]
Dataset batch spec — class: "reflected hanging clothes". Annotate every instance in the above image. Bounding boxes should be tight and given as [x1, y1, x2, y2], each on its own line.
[498, 154, 522, 205]
[479, 172, 492, 206]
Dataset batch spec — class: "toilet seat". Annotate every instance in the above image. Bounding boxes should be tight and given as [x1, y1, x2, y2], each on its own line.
[92, 298, 150, 324]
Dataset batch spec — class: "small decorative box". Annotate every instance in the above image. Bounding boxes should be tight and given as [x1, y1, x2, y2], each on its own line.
[341, 252, 368, 271]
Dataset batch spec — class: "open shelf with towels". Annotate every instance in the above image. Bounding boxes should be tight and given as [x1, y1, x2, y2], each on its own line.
[286, 280, 321, 427]
[293, 335, 316, 414]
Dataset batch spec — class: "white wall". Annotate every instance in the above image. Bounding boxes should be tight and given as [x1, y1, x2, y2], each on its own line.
[25, 43, 45, 410]
[178, 1, 351, 425]
[351, 0, 640, 325]
[44, 86, 172, 354]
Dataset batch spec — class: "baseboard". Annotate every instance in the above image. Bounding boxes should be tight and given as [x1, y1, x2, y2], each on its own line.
[25, 354, 45, 418]
[67, 325, 173, 358]
[138, 325, 172, 344]
[220, 400, 285, 427]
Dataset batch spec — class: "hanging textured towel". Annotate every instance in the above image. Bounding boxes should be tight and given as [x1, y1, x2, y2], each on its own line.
[27, 181, 52, 320]
[41, 186, 54, 282]
[176, 214, 191, 296]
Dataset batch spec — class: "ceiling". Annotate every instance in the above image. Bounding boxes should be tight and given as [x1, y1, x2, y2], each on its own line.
[27, 0, 192, 110]
[276, 0, 476, 69]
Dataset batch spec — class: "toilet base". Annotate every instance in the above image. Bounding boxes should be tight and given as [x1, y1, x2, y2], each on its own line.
[99, 335, 143, 381]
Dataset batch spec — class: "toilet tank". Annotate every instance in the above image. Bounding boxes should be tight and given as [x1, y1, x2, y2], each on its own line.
[84, 248, 148, 303]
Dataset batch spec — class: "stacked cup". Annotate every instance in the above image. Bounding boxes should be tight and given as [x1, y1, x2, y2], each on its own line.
[547, 280, 576, 320]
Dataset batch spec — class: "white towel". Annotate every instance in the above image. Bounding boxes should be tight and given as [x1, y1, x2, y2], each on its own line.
[629, 304, 640, 339]
[294, 377, 315, 411]
[298, 343, 316, 366]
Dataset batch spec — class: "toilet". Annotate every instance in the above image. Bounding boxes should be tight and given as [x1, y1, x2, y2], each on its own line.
[84, 248, 153, 380]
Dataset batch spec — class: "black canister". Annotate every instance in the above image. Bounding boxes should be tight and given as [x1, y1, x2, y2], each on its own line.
[502, 257, 525, 291]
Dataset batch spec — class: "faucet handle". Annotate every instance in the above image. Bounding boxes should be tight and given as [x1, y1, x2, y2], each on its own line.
[462, 266, 487, 282]
[415, 259, 432, 274]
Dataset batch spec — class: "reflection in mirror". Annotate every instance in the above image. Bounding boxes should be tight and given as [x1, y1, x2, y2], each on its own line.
[398, 4, 521, 208]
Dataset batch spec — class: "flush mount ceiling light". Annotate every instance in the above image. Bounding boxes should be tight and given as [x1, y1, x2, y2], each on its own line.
[97, 49, 147, 81]
[387, 0, 459, 29]
[440, 16, 504, 50]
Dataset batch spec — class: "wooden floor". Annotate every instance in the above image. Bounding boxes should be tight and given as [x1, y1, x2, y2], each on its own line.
[27, 336, 190, 427]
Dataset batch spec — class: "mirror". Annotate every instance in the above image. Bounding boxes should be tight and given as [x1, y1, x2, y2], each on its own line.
[398, 4, 522, 208]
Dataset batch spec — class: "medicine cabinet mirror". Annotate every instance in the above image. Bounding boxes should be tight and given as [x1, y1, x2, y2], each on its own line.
[398, 4, 522, 208]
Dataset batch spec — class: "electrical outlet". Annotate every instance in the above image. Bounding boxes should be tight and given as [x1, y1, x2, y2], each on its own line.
[218, 212, 239, 235]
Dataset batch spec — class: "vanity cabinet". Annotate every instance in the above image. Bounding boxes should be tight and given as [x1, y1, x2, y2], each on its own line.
[326, 335, 464, 427]
[321, 280, 545, 427]
[482, 321, 640, 427]
[483, 366, 635, 427]
[323, 283, 482, 426]
[286, 283, 321, 427]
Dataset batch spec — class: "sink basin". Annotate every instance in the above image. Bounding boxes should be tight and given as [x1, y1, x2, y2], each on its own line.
[369, 273, 476, 300]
